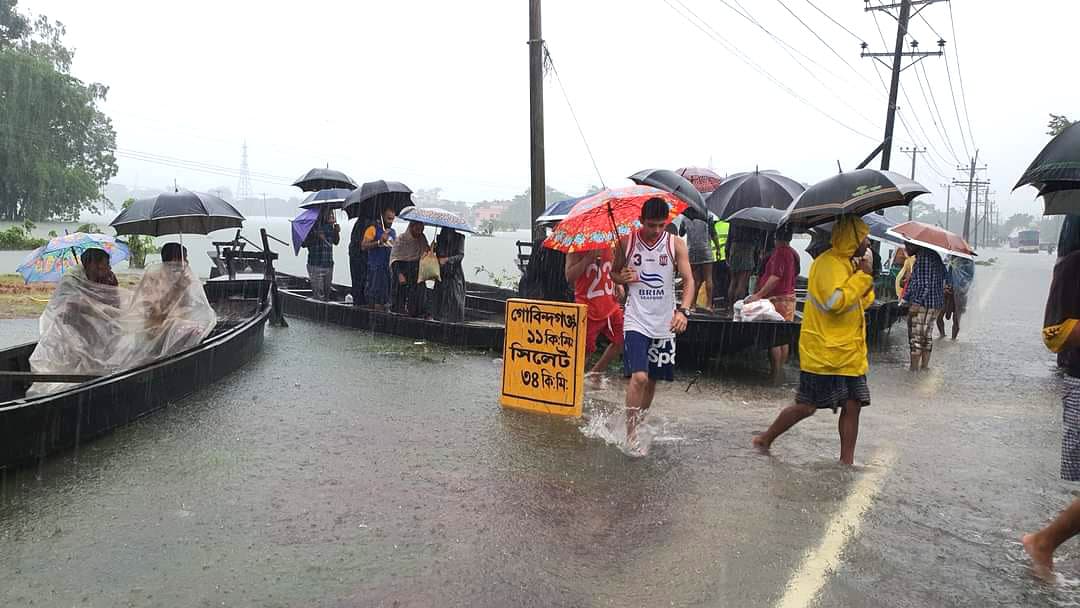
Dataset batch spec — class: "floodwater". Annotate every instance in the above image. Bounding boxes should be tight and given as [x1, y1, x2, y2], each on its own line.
[0, 217, 526, 285]
[1, 249, 1075, 607]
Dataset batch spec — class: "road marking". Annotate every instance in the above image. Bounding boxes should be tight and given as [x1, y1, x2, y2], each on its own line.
[773, 448, 897, 608]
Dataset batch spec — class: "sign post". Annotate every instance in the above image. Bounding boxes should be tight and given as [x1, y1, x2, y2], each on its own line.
[500, 299, 587, 417]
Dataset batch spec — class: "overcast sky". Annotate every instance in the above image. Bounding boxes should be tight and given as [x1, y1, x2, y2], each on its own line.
[21, 0, 1079, 217]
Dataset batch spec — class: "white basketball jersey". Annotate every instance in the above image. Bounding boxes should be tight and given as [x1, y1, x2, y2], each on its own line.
[624, 230, 676, 339]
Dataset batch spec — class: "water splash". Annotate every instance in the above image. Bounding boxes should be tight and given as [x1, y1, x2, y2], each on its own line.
[579, 405, 672, 457]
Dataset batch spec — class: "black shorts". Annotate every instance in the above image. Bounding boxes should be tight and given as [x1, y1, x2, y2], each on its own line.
[796, 371, 871, 412]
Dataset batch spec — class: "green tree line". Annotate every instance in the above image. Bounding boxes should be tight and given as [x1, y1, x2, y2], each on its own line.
[0, 0, 117, 221]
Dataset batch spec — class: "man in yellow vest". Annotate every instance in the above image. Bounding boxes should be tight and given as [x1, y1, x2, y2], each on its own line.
[710, 219, 730, 309]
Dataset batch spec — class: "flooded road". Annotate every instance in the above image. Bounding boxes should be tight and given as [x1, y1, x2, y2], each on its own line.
[1, 249, 1074, 607]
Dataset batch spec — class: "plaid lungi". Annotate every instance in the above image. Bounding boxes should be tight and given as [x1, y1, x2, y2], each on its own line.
[908, 303, 940, 355]
[1062, 376, 1080, 481]
[795, 371, 871, 412]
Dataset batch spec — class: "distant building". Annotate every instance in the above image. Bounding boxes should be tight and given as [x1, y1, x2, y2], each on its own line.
[473, 203, 508, 223]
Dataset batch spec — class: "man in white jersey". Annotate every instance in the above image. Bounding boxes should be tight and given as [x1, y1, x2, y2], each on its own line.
[612, 197, 695, 447]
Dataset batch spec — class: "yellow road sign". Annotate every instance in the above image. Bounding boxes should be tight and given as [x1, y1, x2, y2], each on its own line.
[500, 299, 587, 417]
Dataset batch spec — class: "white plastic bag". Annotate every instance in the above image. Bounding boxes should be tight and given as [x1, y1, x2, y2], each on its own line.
[737, 298, 785, 322]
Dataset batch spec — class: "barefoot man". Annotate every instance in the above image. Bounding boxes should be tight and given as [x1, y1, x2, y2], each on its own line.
[612, 197, 695, 450]
[565, 243, 624, 376]
[1023, 221, 1080, 577]
[752, 216, 875, 465]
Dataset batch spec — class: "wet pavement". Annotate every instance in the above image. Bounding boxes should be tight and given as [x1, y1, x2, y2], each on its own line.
[1, 249, 1076, 607]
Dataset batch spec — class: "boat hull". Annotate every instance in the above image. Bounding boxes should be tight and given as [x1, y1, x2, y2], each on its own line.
[0, 279, 270, 470]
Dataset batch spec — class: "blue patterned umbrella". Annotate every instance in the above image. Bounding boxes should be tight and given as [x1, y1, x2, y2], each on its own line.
[17, 233, 130, 283]
[398, 206, 475, 233]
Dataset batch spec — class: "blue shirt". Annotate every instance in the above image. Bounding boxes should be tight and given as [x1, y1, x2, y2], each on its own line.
[905, 250, 945, 309]
[365, 223, 396, 273]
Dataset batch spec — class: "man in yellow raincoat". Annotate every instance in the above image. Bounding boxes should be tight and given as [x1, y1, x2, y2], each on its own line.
[752, 216, 875, 465]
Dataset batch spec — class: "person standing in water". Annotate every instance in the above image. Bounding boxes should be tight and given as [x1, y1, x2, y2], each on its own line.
[612, 197, 695, 451]
[901, 244, 945, 371]
[565, 242, 624, 377]
[1023, 216, 1080, 578]
[752, 216, 875, 465]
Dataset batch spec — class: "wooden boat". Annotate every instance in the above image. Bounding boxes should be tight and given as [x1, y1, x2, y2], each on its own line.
[275, 273, 506, 351]
[0, 278, 271, 470]
[275, 273, 798, 366]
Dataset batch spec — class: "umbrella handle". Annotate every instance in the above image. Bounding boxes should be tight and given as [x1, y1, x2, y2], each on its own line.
[607, 202, 627, 261]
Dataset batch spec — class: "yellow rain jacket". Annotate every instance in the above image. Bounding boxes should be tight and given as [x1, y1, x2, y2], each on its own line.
[799, 216, 875, 377]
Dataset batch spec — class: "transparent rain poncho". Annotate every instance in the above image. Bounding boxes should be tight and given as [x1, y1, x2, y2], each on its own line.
[27, 263, 217, 397]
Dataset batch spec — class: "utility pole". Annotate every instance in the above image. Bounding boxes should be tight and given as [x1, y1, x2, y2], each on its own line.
[862, 0, 945, 171]
[528, 0, 546, 240]
[955, 151, 983, 243]
[261, 193, 268, 219]
[900, 146, 927, 219]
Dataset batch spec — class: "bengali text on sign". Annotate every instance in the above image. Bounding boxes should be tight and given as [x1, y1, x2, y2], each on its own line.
[500, 299, 586, 417]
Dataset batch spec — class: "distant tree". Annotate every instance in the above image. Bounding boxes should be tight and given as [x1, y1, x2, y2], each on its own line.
[0, 1, 30, 48]
[1048, 114, 1075, 137]
[0, 3, 117, 221]
[500, 185, 574, 227]
[1002, 213, 1037, 237]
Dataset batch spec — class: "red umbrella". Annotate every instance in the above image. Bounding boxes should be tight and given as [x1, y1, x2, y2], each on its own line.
[676, 167, 724, 194]
[543, 186, 685, 254]
[886, 221, 977, 260]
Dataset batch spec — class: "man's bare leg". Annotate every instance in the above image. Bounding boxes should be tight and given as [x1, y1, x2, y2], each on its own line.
[589, 342, 620, 375]
[838, 401, 861, 465]
[701, 263, 714, 311]
[936, 313, 946, 338]
[769, 346, 785, 381]
[1024, 499, 1080, 578]
[909, 351, 920, 372]
[752, 403, 816, 450]
[951, 312, 961, 340]
[625, 371, 649, 442]
[920, 349, 933, 370]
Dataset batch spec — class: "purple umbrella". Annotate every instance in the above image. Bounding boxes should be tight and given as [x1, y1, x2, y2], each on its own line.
[291, 208, 320, 255]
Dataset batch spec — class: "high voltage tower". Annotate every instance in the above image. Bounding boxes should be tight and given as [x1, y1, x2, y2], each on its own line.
[859, 0, 946, 172]
[236, 141, 253, 202]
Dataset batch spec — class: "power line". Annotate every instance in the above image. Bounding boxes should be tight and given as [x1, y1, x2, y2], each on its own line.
[948, 1, 977, 150]
[914, 60, 962, 163]
[942, 50, 971, 159]
[715, 0, 884, 124]
[916, 11, 944, 40]
[802, 0, 864, 43]
[660, 0, 878, 141]
[773, 0, 879, 90]
[719, 0, 850, 85]
[869, 61, 948, 181]
[542, 43, 606, 189]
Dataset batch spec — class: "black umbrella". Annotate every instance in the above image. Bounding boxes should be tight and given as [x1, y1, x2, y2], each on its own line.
[292, 168, 357, 192]
[343, 180, 414, 220]
[725, 206, 786, 232]
[705, 170, 805, 220]
[110, 191, 245, 236]
[1014, 121, 1080, 215]
[298, 188, 353, 210]
[628, 168, 709, 220]
[781, 169, 928, 229]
